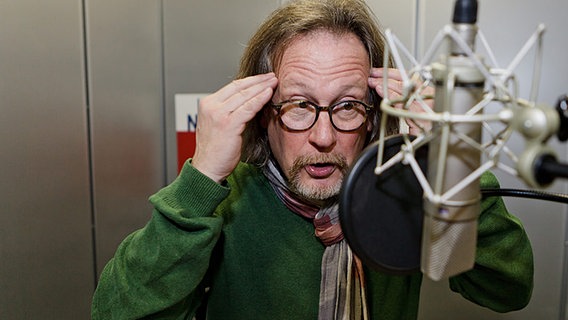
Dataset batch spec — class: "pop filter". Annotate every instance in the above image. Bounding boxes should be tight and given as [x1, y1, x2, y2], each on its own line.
[339, 135, 428, 274]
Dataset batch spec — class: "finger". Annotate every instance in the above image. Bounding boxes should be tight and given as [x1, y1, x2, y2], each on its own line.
[199, 73, 277, 121]
[221, 77, 277, 117]
[228, 86, 275, 127]
[218, 73, 276, 102]
[197, 85, 276, 139]
[219, 75, 278, 114]
[369, 67, 404, 81]
[369, 77, 405, 98]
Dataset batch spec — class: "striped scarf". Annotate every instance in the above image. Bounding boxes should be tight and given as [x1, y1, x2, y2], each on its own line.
[263, 159, 368, 320]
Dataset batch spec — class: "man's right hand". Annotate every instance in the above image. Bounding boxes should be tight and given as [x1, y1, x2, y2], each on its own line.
[192, 72, 278, 183]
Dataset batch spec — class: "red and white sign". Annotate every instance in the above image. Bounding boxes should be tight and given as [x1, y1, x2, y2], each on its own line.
[175, 93, 208, 173]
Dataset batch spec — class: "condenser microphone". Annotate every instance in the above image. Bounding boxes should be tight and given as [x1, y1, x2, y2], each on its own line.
[420, 0, 485, 280]
[341, 0, 561, 281]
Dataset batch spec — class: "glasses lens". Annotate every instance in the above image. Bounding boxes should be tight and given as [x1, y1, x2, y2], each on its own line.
[280, 101, 317, 130]
[277, 100, 369, 131]
[331, 101, 368, 131]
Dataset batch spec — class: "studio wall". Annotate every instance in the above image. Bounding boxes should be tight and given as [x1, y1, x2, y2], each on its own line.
[1, 0, 566, 318]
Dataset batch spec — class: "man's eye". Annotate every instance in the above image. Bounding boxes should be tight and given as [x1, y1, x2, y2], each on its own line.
[297, 101, 311, 109]
[340, 102, 356, 110]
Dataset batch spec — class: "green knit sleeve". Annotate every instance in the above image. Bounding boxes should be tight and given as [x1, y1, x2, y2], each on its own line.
[91, 161, 229, 320]
[449, 171, 534, 312]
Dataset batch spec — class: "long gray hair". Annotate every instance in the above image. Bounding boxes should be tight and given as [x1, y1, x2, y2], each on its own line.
[238, 0, 398, 166]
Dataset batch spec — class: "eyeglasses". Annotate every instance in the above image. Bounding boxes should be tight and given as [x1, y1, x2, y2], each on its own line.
[271, 100, 372, 132]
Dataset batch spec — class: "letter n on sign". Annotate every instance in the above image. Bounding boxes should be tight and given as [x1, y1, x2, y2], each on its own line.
[175, 94, 208, 173]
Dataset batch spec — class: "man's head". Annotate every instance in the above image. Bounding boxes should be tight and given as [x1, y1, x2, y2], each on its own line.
[265, 30, 371, 200]
[240, 0, 397, 200]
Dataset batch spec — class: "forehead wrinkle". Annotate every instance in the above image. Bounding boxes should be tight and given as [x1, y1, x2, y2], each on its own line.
[276, 30, 370, 101]
[279, 61, 369, 100]
[280, 47, 369, 76]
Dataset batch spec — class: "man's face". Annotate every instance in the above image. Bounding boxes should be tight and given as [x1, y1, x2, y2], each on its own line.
[266, 30, 372, 201]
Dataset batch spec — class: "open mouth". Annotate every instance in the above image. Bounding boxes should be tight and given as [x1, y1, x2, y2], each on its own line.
[305, 162, 336, 178]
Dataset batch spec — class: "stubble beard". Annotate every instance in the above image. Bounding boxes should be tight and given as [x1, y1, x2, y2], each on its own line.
[287, 153, 348, 201]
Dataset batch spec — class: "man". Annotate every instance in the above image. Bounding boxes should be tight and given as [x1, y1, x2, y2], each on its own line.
[91, 0, 533, 319]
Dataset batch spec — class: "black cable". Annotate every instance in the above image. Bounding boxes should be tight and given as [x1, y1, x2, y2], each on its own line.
[482, 188, 568, 204]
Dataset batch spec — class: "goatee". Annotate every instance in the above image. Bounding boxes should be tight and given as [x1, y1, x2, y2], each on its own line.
[287, 153, 348, 202]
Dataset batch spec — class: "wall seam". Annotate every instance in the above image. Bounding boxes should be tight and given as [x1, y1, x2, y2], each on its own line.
[413, 0, 420, 58]
[80, 0, 99, 288]
[159, 0, 168, 186]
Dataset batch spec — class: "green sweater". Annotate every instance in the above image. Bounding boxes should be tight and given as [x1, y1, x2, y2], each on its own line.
[92, 161, 533, 320]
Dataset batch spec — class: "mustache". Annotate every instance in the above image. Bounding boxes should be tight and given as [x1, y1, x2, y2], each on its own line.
[289, 153, 349, 177]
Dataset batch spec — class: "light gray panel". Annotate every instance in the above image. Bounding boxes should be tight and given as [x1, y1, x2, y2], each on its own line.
[0, 1, 94, 319]
[163, 0, 281, 182]
[87, 0, 166, 273]
[367, 0, 416, 56]
[417, 0, 568, 319]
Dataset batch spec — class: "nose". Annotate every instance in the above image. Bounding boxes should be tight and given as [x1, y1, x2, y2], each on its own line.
[308, 112, 337, 151]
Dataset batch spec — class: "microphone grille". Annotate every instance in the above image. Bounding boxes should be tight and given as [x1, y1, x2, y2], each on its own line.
[421, 215, 477, 281]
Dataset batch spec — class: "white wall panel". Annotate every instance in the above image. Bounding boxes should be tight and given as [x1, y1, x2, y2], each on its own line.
[368, 0, 416, 55]
[86, 0, 167, 274]
[0, 0, 94, 318]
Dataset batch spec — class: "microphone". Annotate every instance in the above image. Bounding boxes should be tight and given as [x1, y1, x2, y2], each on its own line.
[420, 0, 485, 280]
[340, 0, 565, 282]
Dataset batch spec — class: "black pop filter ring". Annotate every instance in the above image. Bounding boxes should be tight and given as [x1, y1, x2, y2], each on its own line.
[339, 135, 427, 274]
